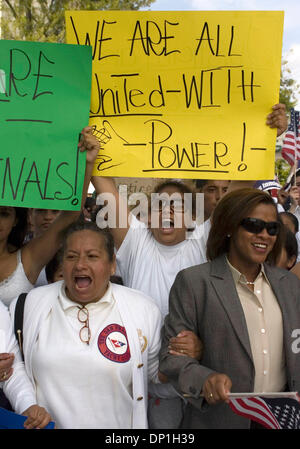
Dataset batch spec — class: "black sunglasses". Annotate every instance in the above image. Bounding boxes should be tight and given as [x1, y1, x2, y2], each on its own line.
[240, 218, 281, 236]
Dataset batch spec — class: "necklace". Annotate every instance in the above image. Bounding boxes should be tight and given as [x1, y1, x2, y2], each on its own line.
[246, 281, 255, 286]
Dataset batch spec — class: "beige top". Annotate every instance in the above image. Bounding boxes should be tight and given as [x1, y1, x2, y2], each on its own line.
[227, 259, 287, 393]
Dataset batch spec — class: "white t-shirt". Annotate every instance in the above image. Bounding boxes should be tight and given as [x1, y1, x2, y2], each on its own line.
[32, 283, 134, 429]
[0, 250, 33, 307]
[277, 203, 285, 213]
[35, 267, 48, 287]
[117, 215, 209, 318]
[0, 301, 36, 414]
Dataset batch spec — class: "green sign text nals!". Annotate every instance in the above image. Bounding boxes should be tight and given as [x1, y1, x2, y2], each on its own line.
[0, 40, 92, 210]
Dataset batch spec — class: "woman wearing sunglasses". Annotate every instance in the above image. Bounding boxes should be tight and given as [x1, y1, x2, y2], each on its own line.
[159, 188, 300, 429]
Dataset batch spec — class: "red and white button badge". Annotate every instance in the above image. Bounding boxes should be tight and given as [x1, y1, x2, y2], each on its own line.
[98, 323, 131, 363]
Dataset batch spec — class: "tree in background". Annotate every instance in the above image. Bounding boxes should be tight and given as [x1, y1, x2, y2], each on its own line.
[1, 0, 154, 42]
[275, 158, 291, 186]
[2, 2, 299, 113]
[280, 51, 300, 113]
[277, 51, 300, 179]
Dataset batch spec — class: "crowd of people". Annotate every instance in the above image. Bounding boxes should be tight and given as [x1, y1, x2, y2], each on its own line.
[1, 104, 300, 429]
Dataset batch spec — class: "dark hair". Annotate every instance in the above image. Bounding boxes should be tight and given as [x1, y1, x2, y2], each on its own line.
[279, 211, 299, 233]
[153, 180, 196, 216]
[91, 205, 102, 223]
[206, 188, 284, 264]
[154, 180, 193, 195]
[283, 229, 298, 266]
[7, 207, 28, 251]
[45, 248, 63, 283]
[84, 196, 96, 209]
[290, 169, 300, 186]
[110, 275, 123, 285]
[195, 179, 209, 189]
[194, 179, 230, 190]
[62, 219, 115, 262]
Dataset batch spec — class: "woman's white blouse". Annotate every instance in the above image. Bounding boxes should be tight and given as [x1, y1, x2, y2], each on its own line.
[0, 301, 36, 414]
[32, 284, 133, 429]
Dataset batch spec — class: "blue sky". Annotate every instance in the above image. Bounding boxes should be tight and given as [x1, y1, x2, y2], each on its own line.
[144, 0, 300, 106]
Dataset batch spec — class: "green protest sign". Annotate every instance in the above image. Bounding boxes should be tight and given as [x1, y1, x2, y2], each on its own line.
[0, 40, 92, 210]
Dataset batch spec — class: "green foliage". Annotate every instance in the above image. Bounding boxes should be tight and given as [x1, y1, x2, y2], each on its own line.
[1, 0, 154, 43]
[275, 158, 291, 186]
[279, 53, 300, 113]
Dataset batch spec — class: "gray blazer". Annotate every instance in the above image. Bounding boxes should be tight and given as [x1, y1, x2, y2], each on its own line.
[159, 254, 300, 429]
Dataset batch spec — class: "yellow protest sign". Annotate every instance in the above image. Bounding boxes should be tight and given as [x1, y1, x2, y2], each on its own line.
[66, 10, 284, 180]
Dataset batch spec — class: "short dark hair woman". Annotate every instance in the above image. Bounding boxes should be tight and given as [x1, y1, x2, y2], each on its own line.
[10, 222, 164, 429]
[159, 188, 300, 429]
[0, 127, 100, 412]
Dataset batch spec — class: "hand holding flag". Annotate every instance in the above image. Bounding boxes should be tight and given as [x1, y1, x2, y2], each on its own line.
[228, 392, 300, 429]
[201, 373, 232, 405]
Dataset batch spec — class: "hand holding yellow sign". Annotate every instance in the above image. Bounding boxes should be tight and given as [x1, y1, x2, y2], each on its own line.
[66, 10, 284, 180]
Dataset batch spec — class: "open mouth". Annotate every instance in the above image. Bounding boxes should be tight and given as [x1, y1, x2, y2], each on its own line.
[75, 276, 92, 289]
[252, 243, 268, 252]
[161, 218, 174, 229]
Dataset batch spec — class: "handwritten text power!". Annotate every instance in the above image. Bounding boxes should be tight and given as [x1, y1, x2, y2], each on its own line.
[143, 119, 261, 175]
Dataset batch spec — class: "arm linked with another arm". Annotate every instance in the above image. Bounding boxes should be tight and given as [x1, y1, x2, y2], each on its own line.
[159, 270, 215, 403]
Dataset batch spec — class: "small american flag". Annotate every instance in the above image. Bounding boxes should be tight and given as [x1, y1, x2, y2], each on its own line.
[281, 108, 300, 166]
[110, 338, 126, 348]
[228, 392, 300, 429]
